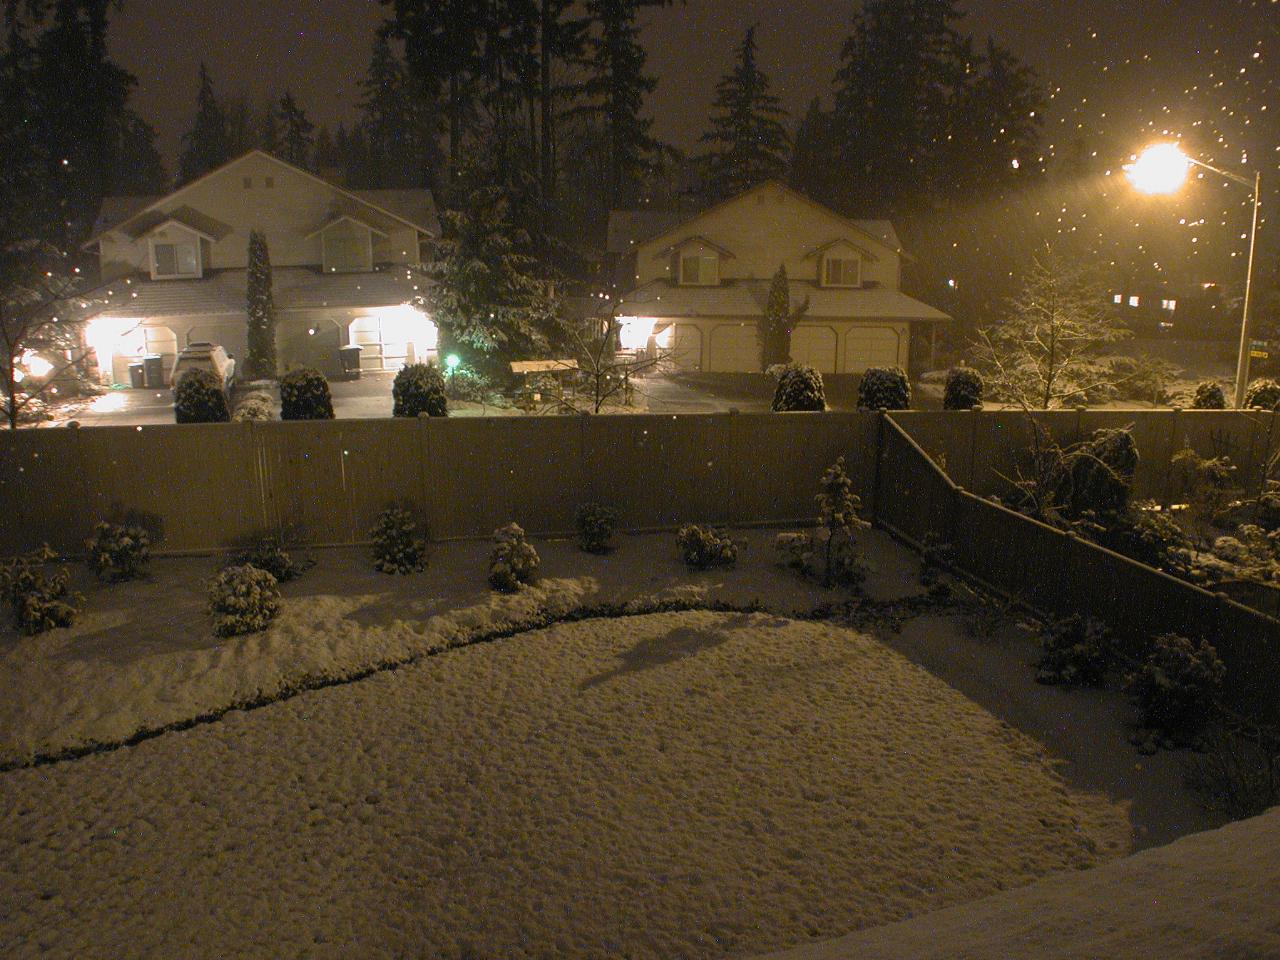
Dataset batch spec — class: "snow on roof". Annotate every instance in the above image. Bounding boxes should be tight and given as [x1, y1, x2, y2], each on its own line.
[123, 205, 234, 242]
[618, 279, 951, 322]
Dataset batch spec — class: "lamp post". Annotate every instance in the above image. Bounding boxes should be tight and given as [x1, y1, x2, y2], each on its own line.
[1125, 143, 1262, 408]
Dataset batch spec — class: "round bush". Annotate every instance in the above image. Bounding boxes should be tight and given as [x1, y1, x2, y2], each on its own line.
[943, 367, 984, 410]
[1190, 380, 1228, 410]
[174, 368, 229, 423]
[489, 522, 539, 591]
[393, 362, 449, 418]
[575, 503, 619, 554]
[370, 508, 427, 574]
[770, 363, 826, 412]
[677, 524, 737, 569]
[1036, 614, 1112, 687]
[85, 521, 151, 582]
[1244, 378, 1280, 410]
[279, 368, 334, 420]
[232, 390, 275, 422]
[234, 537, 304, 582]
[1126, 634, 1225, 740]
[857, 366, 911, 410]
[207, 564, 281, 637]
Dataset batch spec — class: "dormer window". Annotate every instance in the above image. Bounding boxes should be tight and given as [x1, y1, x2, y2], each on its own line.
[823, 255, 861, 288]
[679, 254, 719, 286]
[323, 235, 371, 272]
[152, 240, 200, 278]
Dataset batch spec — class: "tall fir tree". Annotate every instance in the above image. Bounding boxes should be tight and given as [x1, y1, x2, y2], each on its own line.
[789, 98, 839, 207]
[109, 112, 167, 195]
[699, 27, 790, 202]
[358, 33, 440, 189]
[244, 230, 277, 381]
[758, 265, 804, 369]
[177, 63, 232, 185]
[276, 91, 315, 169]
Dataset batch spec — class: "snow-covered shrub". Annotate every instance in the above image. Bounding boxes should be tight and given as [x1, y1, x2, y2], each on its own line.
[1185, 725, 1280, 819]
[174, 368, 229, 423]
[1191, 380, 1227, 409]
[677, 524, 737, 570]
[1170, 448, 1239, 529]
[1086, 502, 1192, 577]
[770, 362, 826, 412]
[207, 564, 281, 637]
[942, 367, 983, 410]
[234, 537, 306, 582]
[1, 392, 50, 425]
[370, 508, 427, 574]
[1036, 614, 1112, 687]
[575, 503, 619, 554]
[445, 365, 493, 403]
[774, 532, 813, 572]
[232, 390, 275, 421]
[489, 522, 539, 591]
[1047, 427, 1137, 519]
[1126, 634, 1225, 741]
[857, 366, 911, 410]
[279, 368, 333, 420]
[85, 521, 150, 582]
[393, 362, 448, 417]
[1244, 378, 1280, 410]
[0, 545, 80, 635]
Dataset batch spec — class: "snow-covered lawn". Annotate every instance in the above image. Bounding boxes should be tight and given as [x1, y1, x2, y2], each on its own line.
[2, 609, 1129, 960]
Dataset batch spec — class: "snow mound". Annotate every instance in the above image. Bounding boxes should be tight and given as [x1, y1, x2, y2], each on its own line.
[0, 611, 1129, 959]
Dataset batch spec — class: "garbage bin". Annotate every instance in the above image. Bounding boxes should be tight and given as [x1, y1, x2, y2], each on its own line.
[128, 362, 146, 389]
[338, 344, 363, 380]
[143, 354, 165, 389]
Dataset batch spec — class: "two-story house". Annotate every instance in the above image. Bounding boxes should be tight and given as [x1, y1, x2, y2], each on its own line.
[605, 181, 949, 374]
[81, 150, 440, 384]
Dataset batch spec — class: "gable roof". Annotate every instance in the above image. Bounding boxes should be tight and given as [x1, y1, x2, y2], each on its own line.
[85, 150, 439, 249]
[653, 234, 737, 260]
[304, 212, 391, 240]
[606, 181, 912, 261]
[619, 278, 950, 322]
[803, 237, 881, 263]
[124, 205, 234, 242]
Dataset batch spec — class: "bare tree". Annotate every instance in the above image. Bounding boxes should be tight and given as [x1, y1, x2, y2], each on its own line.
[972, 249, 1130, 409]
[532, 317, 673, 415]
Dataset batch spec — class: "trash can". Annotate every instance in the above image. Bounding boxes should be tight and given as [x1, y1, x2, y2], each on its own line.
[338, 344, 363, 380]
[128, 362, 146, 389]
[143, 354, 165, 389]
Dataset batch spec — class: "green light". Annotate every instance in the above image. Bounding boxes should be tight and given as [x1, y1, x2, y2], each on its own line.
[445, 354, 460, 370]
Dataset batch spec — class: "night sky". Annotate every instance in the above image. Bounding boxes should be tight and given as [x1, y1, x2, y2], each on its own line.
[108, 0, 1278, 281]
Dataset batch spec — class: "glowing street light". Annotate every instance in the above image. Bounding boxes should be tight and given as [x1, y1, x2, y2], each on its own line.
[1125, 142, 1262, 408]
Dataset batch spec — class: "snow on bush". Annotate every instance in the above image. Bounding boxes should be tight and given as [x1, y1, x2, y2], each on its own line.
[1126, 633, 1225, 742]
[279, 368, 333, 420]
[489, 522, 539, 591]
[370, 508, 427, 574]
[1047, 427, 1137, 520]
[776, 458, 870, 587]
[393, 362, 448, 418]
[677, 524, 738, 570]
[0, 545, 80, 635]
[1244, 378, 1280, 411]
[769, 362, 826, 412]
[232, 390, 275, 421]
[1035, 614, 1113, 687]
[857, 365, 911, 410]
[173, 368, 229, 423]
[85, 521, 150, 582]
[207, 564, 281, 637]
[943, 366, 984, 410]
[1191, 380, 1227, 409]
[234, 537, 307, 583]
[575, 503, 619, 554]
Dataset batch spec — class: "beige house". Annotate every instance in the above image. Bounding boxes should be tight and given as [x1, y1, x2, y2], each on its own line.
[606, 181, 948, 374]
[82, 150, 440, 384]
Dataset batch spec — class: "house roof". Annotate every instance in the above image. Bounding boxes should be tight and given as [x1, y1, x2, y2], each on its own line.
[123, 205, 235, 242]
[616, 279, 950, 322]
[304, 211, 392, 239]
[605, 181, 910, 260]
[91, 267, 430, 320]
[654, 234, 737, 259]
[85, 150, 439, 249]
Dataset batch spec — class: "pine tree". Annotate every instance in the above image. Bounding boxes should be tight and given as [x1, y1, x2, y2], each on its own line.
[109, 112, 167, 195]
[244, 230, 277, 381]
[178, 63, 232, 185]
[699, 27, 790, 201]
[758, 265, 808, 369]
[790, 98, 838, 207]
[358, 33, 440, 189]
[276, 91, 314, 168]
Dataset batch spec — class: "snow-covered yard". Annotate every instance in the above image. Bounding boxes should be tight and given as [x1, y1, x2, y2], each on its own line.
[0, 529, 1234, 958]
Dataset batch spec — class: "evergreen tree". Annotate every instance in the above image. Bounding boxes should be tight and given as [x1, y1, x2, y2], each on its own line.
[579, 0, 672, 210]
[758, 265, 808, 369]
[426, 178, 561, 379]
[789, 98, 839, 207]
[109, 112, 167, 195]
[244, 230, 277, 381]
[699, 27, 790, 201]
[177, 63, 232, 185]
[276, 91, 314, 169]
[358, 33, 440, 189]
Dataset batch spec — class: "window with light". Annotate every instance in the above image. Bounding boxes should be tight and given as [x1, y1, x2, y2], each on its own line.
[153, 242, 199, 278]
[679, 254, 719, 286]
[823, 256, 860, 287]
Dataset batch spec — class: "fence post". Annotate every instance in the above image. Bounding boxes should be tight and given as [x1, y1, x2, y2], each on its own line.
[872, 411, 885, 523]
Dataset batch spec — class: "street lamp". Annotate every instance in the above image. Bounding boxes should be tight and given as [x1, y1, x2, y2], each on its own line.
[1125, 142, 1262, 407]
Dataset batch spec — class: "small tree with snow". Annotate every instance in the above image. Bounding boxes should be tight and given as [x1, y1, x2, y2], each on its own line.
[758, 265, 808, 369]
[243, 230, 277, 380]
[489, 523, 539, 591]
[371, 508, 427, 574]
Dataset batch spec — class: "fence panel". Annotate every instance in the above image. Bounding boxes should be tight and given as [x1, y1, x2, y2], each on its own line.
[0, 429, 88, 555]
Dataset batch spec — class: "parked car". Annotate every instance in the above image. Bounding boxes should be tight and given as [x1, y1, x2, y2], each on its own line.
[170, 342, 235, 392]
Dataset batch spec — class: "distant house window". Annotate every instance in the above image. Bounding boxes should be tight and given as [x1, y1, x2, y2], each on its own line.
[679, 254, 719, 286]
[823, 256, 861, 288]
[1128, 295, 1141, 307]
[324, 235, 368, 272]
[1113, 294, 1123, 304]
[1162, 298, 1177, 311]
[153, 241, 199, 278]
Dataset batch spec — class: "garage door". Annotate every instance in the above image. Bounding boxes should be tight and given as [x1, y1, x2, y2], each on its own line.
[707, 323, 759, 372]
[109, 324, 177, 385]
[790, 325, 837, 373]
[669, 324, 702, 371]
[350, 315, 408, 371]
[843, 326, 902, 372]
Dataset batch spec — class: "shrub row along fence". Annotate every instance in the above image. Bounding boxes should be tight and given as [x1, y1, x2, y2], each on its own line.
[875, 414, 1280, 727]
[0, 413, 878, 556]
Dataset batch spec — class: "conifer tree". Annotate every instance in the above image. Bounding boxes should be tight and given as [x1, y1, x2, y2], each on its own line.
[700, 27, 790, 201]
[244, 230, 277, 381]
[358, 33, 440, 189]
[276, 91, 315, 168]
[758, 265, 808, 369]
[177, 63, 232, 185]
